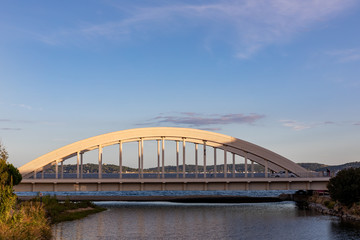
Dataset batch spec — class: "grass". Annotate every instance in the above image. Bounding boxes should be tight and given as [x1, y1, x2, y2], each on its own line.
[31, 195, 106, 224]
[1, 195, 105, 239]
[53, 208, 105, 223]
[324, 200, 336, 209]
[0, 201, 52, 240]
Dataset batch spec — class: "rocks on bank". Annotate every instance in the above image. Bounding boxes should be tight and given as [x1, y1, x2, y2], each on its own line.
[308, 195, 360, 222]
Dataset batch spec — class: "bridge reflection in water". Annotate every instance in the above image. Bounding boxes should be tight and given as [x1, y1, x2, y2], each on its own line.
[15, 127, 330, 192]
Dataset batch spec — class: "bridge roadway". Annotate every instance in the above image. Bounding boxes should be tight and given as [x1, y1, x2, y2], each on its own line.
[15, 175, 330, 192]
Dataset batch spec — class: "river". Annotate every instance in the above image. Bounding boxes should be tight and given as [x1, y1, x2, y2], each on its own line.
[49, 191, 360, 240]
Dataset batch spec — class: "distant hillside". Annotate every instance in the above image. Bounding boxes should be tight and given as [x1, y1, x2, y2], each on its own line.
[46, 163, 265, 173]
[299, 162, 360, 172]
[298, 163, 328, 171]
[316, 162, 360, 172]
[45, 161, 360, 174]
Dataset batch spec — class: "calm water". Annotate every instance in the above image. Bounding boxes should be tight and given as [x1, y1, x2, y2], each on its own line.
[52, 201, 360, 240]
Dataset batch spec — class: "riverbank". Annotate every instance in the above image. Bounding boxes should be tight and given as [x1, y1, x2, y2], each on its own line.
[308, 195, 360, 222]
[27, 196, 106, 224]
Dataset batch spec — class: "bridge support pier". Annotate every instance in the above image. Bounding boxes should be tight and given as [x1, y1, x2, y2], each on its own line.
[176, 141, 179, 179]
[80, 153, 83, 179]
[244, 154, 248, 178]
[214, 148, 217, 178]
[119, 141, 122, 179]
[55, 160, 58, 179]
[98, 145, 102, 179]
[138, 141, 141, 179]
[195, 143, 198, 178]
[203, 141, 207, 179]
[157, 140, 160, 179]
[251, 160, 254, 177]
[232, 153, 235, 178]
[224, 149, 227, 178]
[61, 161, 64, 179]
[182, 138, 186, 178]
[141, 138, 144, 179]
[77, 152, 80, 179]
[265, 160, 268, 178]
[162, 138, 165, 179]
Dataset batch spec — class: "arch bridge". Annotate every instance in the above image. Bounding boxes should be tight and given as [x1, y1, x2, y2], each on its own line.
[16, 127, 329, 192]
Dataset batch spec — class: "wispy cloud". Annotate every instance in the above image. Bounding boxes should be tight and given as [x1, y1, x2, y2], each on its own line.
[138, 112, 265, 129]
[0, 119, 33, 124]
[11, 103, 33, 110]
[326, 48, 360, 63]
[0, 118, 60, 125]
[38, 0, 356, 58]
[52, 138, 70, 142]
[280, 120, 335, 131]
[0, 128, 22, 131]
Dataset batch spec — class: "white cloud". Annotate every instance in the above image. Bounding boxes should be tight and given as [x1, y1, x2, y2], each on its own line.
[326, 48, 360, 63]
[80, 0, 356, 58]
[11, 103, 32, 110]
[36, 0, 357, 58]
[0, 128, 22, 131]
[280, 120, 311, 131]
[280, 120, 335, 131]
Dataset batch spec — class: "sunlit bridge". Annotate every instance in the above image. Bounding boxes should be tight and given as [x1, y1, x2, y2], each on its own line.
[15, 127, 330, 192]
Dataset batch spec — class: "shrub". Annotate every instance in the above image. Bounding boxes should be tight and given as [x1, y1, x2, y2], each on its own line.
[7, 163, 22, 185]
[0, 142, 51, 239]
[0, 202, 52, 240]
[324, 200, 335, 209]
[327, 168, 360, 207]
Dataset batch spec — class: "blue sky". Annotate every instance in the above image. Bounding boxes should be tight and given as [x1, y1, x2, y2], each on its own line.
[1, 0, 360, 167]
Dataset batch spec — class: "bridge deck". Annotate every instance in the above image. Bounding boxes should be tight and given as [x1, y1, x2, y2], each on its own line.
[15, 177, 330, 192]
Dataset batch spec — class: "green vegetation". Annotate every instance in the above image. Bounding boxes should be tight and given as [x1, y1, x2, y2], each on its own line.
[299, 162, 360, 172]
[46, 162, 266, 174]
[298, 163, 328, 171]
[0, 143, 106, 239]
[324, 200, 336, 209]
[31, 195, 106, 224]
[44, 161, 360, 175]
[0, 142, 51, 239]
[327, 168, 360, 207]
[0, 201, 52, 240]
[46, 163, 137, 174]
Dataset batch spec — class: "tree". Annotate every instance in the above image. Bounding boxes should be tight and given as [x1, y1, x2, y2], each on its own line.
[327, 168, 360, 207]
[0, 143, 51, 239]
[0, 143, 21, 186]
[0, 142, 17, 221]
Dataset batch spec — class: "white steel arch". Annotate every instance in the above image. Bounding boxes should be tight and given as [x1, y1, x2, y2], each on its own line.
[19, 127, 308, 177]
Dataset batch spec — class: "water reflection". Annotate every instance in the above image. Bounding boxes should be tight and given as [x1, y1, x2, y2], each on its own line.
[52, 202, 360, 240]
